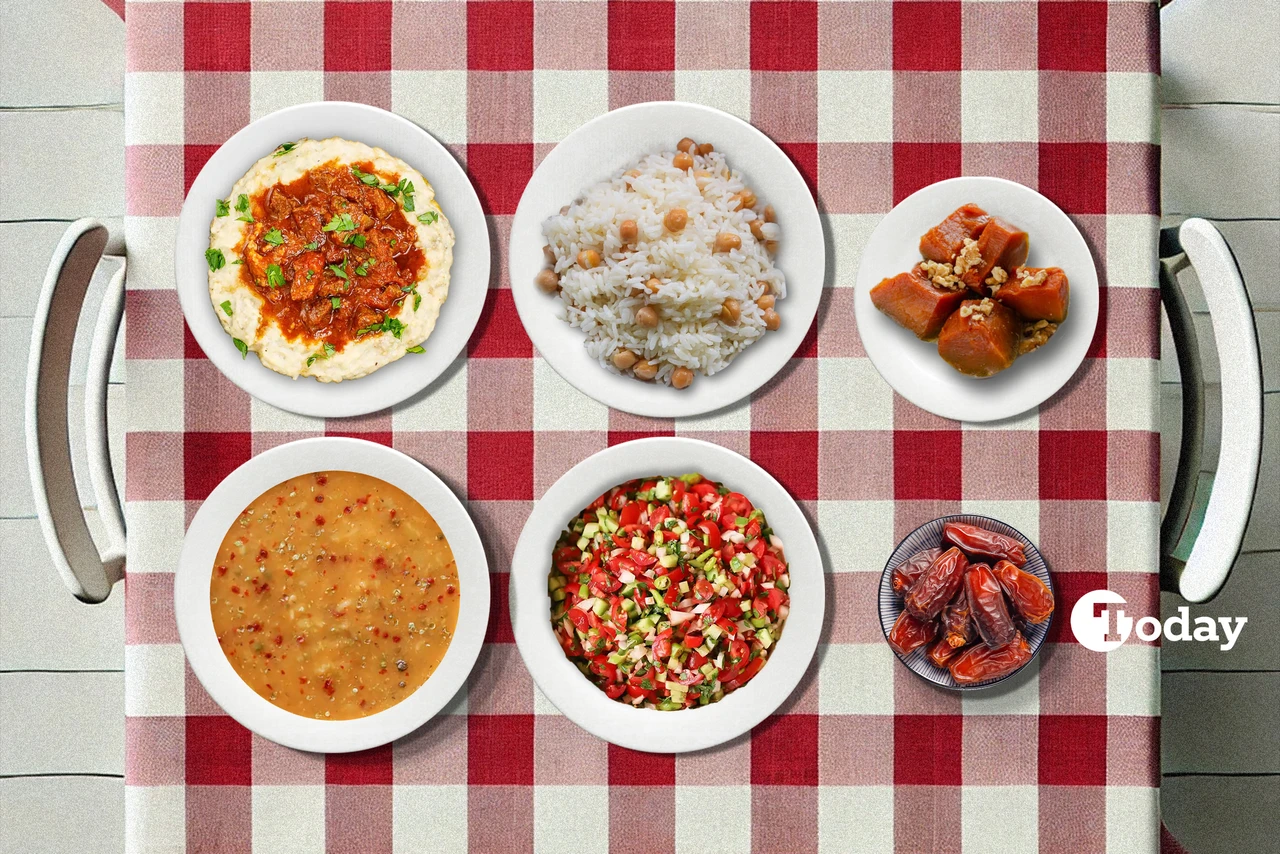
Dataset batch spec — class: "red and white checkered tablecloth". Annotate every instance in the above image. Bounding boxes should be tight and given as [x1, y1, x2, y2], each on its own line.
[121, 1, 1163, 851]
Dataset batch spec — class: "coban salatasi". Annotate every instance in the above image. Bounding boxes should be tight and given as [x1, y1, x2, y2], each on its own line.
[209, 471, 459, 719]
[549, 474, 790, 710]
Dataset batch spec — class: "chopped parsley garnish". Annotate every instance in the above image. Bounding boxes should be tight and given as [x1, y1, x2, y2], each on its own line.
[351, 166, 379, 186]
[323, 213, 356, 233]
[328, 261, 349, 281]
[398, 179, 415, 212]
[215, 198, 230, 217]
[343, 233, 366, 248]
[220, 300, 233, 316]
[273, 141, 296, 156]
[406, 345, 425, 354]
[234, 194, 253, 222]
[263, 228, 285, 246]
[354, 258, 373, 276]
[331, 296, 341, 309]
[205, 248, 225, 271]
[265, 263, 285, 288]
[417, 210, 438, 225]
[414, 292, 422, 310]
[303, 239, 322, 251]
[357, 317, 405, 339]
[233, 338, 248, 359]
[306, 342, 336, 367]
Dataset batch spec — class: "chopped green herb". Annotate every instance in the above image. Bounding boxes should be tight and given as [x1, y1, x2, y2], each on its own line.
[390, 238, 397, 247]
[303, 239, 323, 251]
[414, 292, 422, 311]
[354, 258, 373, 276]
[232, 259, 243, 265]
[266, 264, 285, 288]
[306, 353, 319, 367]
[331, 296, 341, 309]
[306, 270, 314, 280]
[263, 229, 285, 246]
[328, 262, 349, 281]
[343, 233, 366, 248]
[324, 343, 335, 358]
[357, 317, 405, 339]
[233, 338, 248, 359]
[417, 210, 438, 225]
[398, 179, 415, 212]
[220, 300, 233, 316]
[406, 345, 425, 354]
[205, 248, 225, 271]
[234, 194, 253, 222]
[323, 213, 356, 233]
[305, 343, 335, 367]
[350, 166, 379, 186]
[273, 141, 296, 156]
[215, 198, 230, 217]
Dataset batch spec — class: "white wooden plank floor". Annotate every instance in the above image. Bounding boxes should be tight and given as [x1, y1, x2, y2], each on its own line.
[0, 1, 1276, 853]
[0, 2, 127, 852]
[1157, 1, 1280, 852]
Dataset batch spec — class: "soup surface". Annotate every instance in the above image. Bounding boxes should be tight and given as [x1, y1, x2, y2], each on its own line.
[210, 470, 459, 719]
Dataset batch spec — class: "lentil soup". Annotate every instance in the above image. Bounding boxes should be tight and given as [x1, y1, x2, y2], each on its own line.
[210, 470, 459, 720]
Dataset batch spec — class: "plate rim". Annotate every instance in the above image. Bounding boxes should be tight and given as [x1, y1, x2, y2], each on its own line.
[173, 436, 490, 753]
[509, 436, 826, 752]
[173, 100, 491, 418]
[509, 100, 826, 419]
[877, 513, 1055, 691]
[853, 175, 1099, 423]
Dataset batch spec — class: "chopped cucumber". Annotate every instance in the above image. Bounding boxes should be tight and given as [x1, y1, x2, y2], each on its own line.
[758, 628, 774, 649]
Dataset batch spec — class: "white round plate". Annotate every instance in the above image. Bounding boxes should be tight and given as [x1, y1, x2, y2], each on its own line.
[510, 437, 824, 753]
[174, 437, 490, 753]
[510, 102, 825, 419]
[175, 102, 490, 418]
[854, 176, 1099, 422]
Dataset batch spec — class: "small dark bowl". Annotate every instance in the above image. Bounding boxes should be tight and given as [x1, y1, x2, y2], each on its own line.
[877, 514, 1054, 690]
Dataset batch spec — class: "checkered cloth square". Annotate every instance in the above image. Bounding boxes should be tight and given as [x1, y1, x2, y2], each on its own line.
[122, 1, 1163, 851]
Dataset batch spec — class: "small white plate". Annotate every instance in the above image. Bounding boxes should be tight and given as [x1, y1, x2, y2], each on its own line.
[509, 437, 824, 753]
[510, 102, 825, 418]
[854, 177, 1099, 422]
[175, 102, 490, 418]
[174, 437, 489, 753]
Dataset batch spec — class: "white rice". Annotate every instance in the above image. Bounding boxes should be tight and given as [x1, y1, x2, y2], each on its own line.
[541, 147, 784, 386]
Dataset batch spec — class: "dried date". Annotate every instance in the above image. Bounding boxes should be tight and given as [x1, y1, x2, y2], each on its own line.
[964, 563, 1017, 648]
[904, 547, 969, 621]
[943, 521, 1027, 567]
[950, 632, 1032, 684]
[992, 559, 1054, 624]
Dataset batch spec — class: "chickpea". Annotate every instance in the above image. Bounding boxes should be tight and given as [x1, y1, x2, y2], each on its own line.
[560, 205, 570, 215]
[758, 279, 773, 295]
[749, 220, 764, 241]
[632, 358, 659, 381]
[732, 190, 757, 211]
[619, 220, 638, 243]
[673, 151, 694, 171]
[577, 249, 601, 269]
[756, 294, 776, 311]
[697, 143, 714, 155]
[693, 169, 712, 189]
[664, 208, 688, 232]
[646, 276, 662, 293]
[677, 137, 697, 153]
[720, 298, 741, 326]
[635, 305, 660, 328]
[612, 348, 639, 370]
[763, 205, 776, 223]
[714, 232, 742, 253]
[671, 366, 694, 389]
[764, 240, 778, 254]
[626, 169, 642, 178]
[535, 268, 560, 293]
[763, 308, 781, 331]
[542, 244, 556, 265]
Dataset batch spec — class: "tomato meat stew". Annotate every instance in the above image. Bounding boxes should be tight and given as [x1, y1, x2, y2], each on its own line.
[236, 162, 425, 350]
[549, 474, 791, 710]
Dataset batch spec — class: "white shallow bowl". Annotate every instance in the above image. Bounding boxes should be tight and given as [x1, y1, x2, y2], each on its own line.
[510, 437, 824, 753]
[510, 101, 825, 419]
[175, 101, 490, 418]
[854, 176, 1099, 422]
[174, 437, 489, 753]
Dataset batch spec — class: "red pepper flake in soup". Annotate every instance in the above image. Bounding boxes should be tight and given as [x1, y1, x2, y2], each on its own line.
[209, 471, 460, 720]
